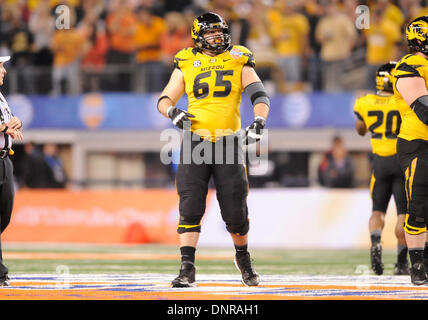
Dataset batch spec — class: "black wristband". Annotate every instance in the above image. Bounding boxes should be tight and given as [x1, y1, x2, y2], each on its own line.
[2, 126, 8, 133]
[157, 95, 171, 111]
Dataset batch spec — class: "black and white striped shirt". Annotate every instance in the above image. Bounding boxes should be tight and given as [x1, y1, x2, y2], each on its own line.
[0, 92, 13, 150]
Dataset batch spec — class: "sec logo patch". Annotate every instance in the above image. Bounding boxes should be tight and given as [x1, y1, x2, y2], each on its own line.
[193, 60, 201, 67]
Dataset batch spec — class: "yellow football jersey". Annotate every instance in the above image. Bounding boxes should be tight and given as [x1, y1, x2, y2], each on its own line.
[173, 45, 255, 140]
[393, 53, 428, 142]
[354, 94, 405, 156]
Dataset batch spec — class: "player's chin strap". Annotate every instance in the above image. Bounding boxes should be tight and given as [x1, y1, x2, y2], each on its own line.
[411, 95, 428, 125]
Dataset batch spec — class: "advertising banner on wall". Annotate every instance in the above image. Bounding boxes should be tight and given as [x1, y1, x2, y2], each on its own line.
[3, 189, 399, 249]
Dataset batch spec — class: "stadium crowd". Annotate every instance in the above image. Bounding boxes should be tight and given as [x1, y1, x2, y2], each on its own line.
[2, 0, 427, 190]
[1, 0, 428, 95]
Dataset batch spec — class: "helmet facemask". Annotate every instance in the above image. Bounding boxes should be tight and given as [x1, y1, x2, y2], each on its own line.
[192, 13, 231, 54]
[375, 62, 397, 93]
[407, 17, 428, 55]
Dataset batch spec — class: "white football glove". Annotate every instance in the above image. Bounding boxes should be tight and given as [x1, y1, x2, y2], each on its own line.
[245, 116, 266, 144]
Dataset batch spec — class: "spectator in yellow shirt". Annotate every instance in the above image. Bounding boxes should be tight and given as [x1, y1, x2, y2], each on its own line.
[50, 7, 88, 95]
[364, 7, 401, 91]
[382, 0, 405, 28]
[133, 6, 166, 93]
[267, 1, 309, 90]
[315, 0, 356, 92]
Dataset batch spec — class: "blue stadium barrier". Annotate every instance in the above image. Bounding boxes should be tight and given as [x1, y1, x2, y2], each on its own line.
[7, 92, 359, 130]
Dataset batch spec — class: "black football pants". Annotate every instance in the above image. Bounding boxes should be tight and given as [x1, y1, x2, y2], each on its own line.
[0, 157, 14, 278]
[176, 133, 250, 235]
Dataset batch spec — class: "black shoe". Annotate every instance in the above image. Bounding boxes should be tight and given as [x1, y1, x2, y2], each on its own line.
[394, 262, 410, 275]
[370, 243, 384, 275]
[0, 275, 10, 287]
[171, 263, 196, 288]
[410, 263, 428, 285]
[234, 252, 259, 286]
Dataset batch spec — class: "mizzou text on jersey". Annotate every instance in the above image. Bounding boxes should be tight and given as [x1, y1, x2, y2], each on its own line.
[173, 45, 255, 140]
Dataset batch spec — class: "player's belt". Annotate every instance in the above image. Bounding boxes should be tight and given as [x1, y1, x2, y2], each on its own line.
[0, 149, 9, 158]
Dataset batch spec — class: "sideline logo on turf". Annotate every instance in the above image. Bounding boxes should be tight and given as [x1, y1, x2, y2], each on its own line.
[55, 265, 71, 289]
[355, 265, 371, 290]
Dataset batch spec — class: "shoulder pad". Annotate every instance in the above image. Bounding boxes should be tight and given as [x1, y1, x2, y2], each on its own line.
[355, 94, 373, 105]
[395, 54, 424, 79]
[173, 47, 196, 69]
[354, 94, 369, 113]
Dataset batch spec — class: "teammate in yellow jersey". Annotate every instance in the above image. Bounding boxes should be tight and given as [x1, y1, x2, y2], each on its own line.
[354, 62, 409, 276]
[157, 12, 269, 288]
[393, 15, 428, 285]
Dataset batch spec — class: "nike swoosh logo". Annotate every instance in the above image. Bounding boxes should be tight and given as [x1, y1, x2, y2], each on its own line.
[223, 59, 230, 62]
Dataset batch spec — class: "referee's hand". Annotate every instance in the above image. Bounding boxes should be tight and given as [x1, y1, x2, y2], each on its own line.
[167, 106, 195, 130]
[7, 116, 22, 130]
[5, 128, 23, 141]
[245, 117, 266, 145]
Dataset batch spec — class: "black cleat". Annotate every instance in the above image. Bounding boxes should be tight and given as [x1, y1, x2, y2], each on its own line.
[370, 243, 384, 275]
[410, 263, 428, 285]
[171, 263, 196, 288]
[394, 262, 410, 275]
[234, 252, 259, 286]
[0, 275, 10, 287]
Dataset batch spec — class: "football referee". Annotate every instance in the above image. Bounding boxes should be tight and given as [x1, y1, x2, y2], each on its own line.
[0, 56, 24, 287]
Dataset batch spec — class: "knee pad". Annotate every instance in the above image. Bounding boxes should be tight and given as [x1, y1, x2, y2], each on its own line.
[404, 213, 427, 235]
[226, 217, 250, 236]
[177, 180, 208, 234]
[217, 184, 249, 236]
[177, 214, 202, 234]
[177, 224, 201, 234]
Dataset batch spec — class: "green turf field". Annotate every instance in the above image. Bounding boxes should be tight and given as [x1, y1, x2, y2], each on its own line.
[2, 243, 401, 276]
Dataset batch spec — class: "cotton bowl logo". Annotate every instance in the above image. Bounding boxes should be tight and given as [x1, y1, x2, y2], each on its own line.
[78, 93, 106, 129]
[230, 48, 243, 59]
[281, 93, 311, 128]
[7, 94, 34, 128]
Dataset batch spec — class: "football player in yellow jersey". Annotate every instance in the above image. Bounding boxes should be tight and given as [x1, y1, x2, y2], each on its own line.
[157, 12, 269, 288]
[354, 62, 409, 276]
[392, 16, 428, 285]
